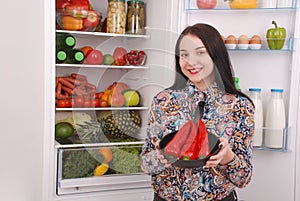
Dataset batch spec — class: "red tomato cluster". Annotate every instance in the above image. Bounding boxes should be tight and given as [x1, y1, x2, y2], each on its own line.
[56, 92, 108, 108]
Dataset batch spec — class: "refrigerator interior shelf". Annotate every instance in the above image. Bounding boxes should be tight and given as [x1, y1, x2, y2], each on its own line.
[55, 106, 149, 111]
[56, 63, 150, 69]
[56, 29, 150, 39]
[253, 126, 290, 152]
[55, 141, 144, 149]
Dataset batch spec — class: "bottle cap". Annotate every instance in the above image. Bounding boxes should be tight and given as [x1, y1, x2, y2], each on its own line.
[249, 88, 261, 92]
[271, 88, 284, 92]
[65, 36, 75, 47]
[74, 52, 84, 61]
[57, 51, 67, 60]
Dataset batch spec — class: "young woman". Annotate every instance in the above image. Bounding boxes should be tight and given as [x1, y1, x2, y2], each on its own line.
[141, 23, 255, 201]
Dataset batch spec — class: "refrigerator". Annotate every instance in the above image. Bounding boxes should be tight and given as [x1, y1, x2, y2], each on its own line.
[41, 0, 300, 200]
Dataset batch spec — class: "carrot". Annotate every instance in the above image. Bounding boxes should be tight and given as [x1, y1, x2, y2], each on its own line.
[56, 92, 66, 99]
[65, 77, 82, 86]
[61, 86, 74, 95]
[56, 82, 62, 94]
[59, 78, 74, 89]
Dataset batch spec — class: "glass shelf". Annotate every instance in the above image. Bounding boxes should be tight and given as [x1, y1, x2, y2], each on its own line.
[184, 0, 297, 11]
[253, 127, 290, 152]
[56, 63, 149, 69]
[56, 106, 149, 111]
[56, 29, 150, 39]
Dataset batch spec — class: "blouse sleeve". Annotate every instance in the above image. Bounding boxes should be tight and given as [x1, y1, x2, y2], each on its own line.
[141, 98, 169, 175]
[215, 97, 255, 188]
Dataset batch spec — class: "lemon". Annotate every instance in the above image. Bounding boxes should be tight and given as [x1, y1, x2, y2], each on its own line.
[55, 122, 74, 139]
[123, 90, 140, 106]
[94, 163, 109, 176]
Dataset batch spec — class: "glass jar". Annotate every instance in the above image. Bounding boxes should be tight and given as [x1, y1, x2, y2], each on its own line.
[126, 0, 145, 34]
[107, 0, 126, 34]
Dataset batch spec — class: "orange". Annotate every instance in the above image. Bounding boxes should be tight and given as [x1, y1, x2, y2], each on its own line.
[81, 46, 93, 56]
[98, 147, 113, 162]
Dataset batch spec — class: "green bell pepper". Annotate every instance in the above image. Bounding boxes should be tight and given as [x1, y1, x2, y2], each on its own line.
[266, 21, 286, 50]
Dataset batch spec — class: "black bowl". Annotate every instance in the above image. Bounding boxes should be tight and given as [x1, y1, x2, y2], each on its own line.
[159, 131, 220, 168]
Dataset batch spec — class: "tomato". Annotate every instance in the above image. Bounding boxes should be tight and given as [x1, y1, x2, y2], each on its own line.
[99, 99, 109, 107]
[64, 98, 72, 108]
[196, 0, 217, 9]
[83, 99, 92, 107]
[92, 99, 100, 107]
[57, 99, 67, 108]
[96, 91, 104, 99]
[74, 96, 85, 107]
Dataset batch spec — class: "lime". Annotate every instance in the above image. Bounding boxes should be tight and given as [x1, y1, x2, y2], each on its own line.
[123, 90, 140, 106]
[103, 54, 114, 65]
[55, 122, 74, 139]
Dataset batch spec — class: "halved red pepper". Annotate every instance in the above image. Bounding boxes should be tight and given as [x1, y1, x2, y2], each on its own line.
[164, 120, 194, 158]
[197, 119, 210, 159]
[179, 121, 198, 160]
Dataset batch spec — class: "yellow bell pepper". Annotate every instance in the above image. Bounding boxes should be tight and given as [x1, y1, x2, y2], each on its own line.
[94, 163, 109, 176]
[227, 0, 257, 9]
[62, 16, 83, 30]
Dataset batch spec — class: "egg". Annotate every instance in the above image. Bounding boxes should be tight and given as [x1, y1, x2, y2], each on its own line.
[225, 35, 237, 44]
[249, 35, 262, 44]
[238, 35, 249, 44]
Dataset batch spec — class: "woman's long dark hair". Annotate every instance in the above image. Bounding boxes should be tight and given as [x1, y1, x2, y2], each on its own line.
[169, 23, 252, 103]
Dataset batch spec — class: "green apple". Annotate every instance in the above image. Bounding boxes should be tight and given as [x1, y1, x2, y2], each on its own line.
[103, 54, 114, 65]
[123, 90, 140, 106]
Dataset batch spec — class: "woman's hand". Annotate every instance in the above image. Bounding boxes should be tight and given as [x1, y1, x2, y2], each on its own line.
[204, 137, 234, 168]
[154, 140, 172, 167]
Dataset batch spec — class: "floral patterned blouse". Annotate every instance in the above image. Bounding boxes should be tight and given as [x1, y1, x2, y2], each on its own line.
[141, 81, 255, 201]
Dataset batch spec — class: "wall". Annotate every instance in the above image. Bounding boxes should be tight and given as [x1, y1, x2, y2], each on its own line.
[0, 0, 45, 201]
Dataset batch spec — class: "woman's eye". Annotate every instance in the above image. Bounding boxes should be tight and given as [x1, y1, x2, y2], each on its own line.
[180, 53, 188, 58]
[197, 51, 206, 55]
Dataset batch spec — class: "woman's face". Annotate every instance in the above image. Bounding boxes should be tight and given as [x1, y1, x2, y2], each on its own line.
[179, 34, 215, 90]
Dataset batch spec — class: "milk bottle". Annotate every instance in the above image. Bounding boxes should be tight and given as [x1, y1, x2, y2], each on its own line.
[249, 88, 263, 147]
[264, 89, 286, 149]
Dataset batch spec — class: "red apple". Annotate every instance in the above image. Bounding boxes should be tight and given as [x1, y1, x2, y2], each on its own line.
[83, 11, 100, 30]
[85, 49, 103, 65]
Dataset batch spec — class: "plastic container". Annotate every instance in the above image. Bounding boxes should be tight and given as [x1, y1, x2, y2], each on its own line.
[249, 88, 263, 147]
[56, 9, 102, 32]
[262, 0, 277, 8]
[107, 0, 126, 34]
[264, 89, 286, 149]
[126, 0, 145, 34]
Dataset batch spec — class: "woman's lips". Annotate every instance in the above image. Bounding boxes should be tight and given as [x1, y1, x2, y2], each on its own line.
[188, 67, 202, 75]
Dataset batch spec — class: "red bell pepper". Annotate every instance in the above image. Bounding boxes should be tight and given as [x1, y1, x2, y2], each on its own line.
[164, 120, 194, 158]
[56, 0, 70, 10]
[197, 119, 210, 159]
[179, 121, 198, 160]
